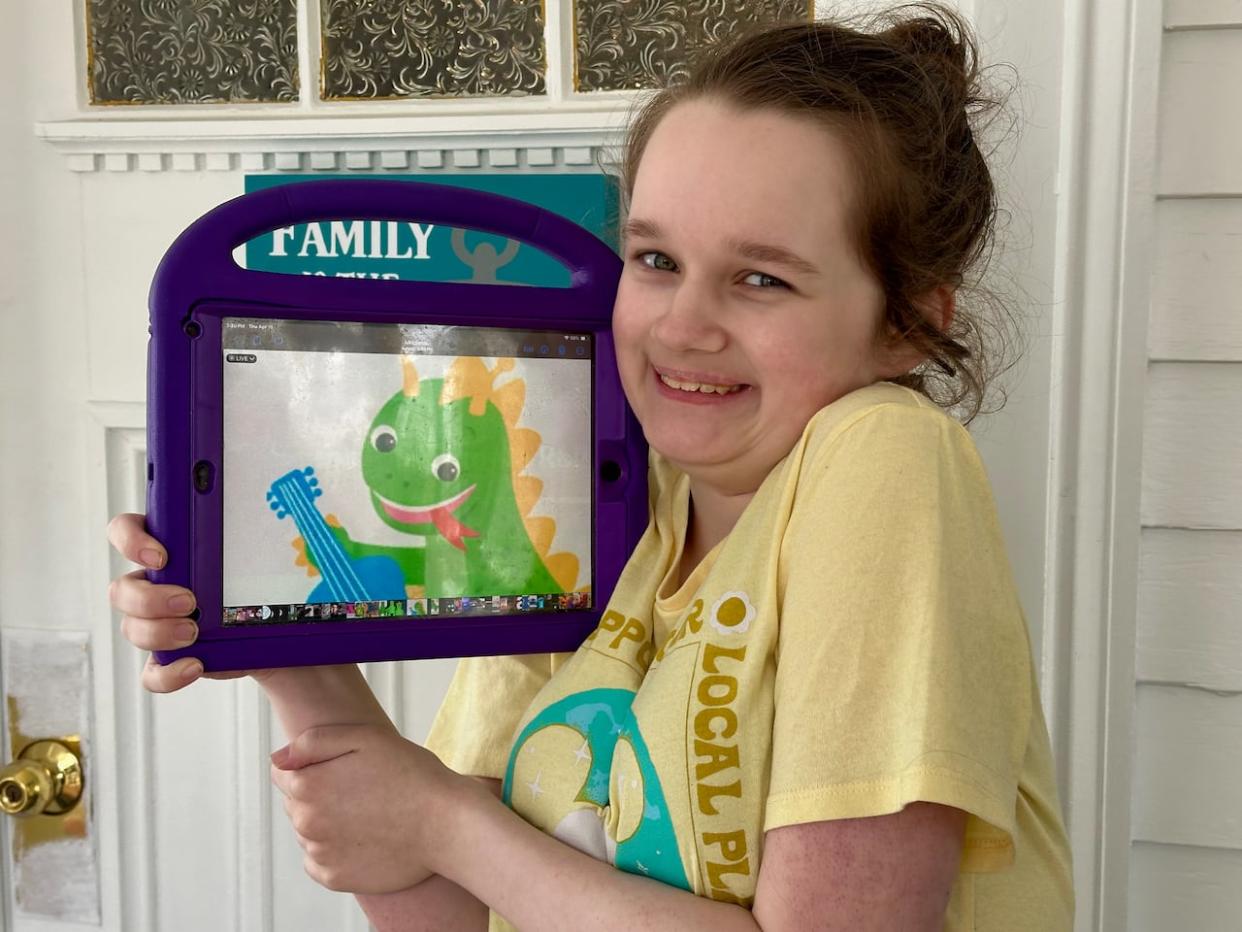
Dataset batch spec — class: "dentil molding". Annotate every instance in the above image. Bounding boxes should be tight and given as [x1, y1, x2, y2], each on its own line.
[36, 107, 632, 174]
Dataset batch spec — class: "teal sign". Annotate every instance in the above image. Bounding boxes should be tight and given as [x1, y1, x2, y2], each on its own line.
[242, 174, 620, 288]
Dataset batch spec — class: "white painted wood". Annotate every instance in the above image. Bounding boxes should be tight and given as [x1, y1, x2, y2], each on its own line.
[80, 173, 241, 402]
[1141, 362, 1242, 529]
[378, 150, 409, 170]
[1150, 198, 1242, 361]
[273, 152, 302, 171]
[35, 114, 633, 173]
[104, 423, 159, 932]
[234, 682, 273, 932]
[1157, 29, 1242, 195]
[1129, 842, 1242, 932]
[543, 0, 568, 101]
[84, 406, 145, 932]
[308, 151, 337, 171]
[489, 148, 519, 168]
[1042, 0, 1163, 926]
[1137, 528, 1242, 690]
[1164, 0, 1242, 28]
[1132, 684, 1242, 849]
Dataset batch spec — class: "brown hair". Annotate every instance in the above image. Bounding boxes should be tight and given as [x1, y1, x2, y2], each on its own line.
[620, 3, 1015, 421]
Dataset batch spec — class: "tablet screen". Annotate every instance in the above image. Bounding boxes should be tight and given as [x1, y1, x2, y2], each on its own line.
[220, 317, 593, 626]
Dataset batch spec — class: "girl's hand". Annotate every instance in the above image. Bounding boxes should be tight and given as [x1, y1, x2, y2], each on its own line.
[270, 724, 476, 895]
[106, 512, 273, 692]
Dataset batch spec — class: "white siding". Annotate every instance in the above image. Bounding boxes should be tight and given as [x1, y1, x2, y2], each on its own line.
[1149, 200, 1242, 361]
[1130, 6, 1242, 923]
[1129, 842, 1242, 932]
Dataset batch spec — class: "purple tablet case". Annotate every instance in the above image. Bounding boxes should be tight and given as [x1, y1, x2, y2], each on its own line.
[147, 179, 644, 672]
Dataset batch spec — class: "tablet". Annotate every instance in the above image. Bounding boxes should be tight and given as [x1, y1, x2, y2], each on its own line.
[146, 179, 644, 672]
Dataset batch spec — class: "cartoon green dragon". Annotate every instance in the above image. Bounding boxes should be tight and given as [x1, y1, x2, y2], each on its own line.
[295, 356, 579, 600]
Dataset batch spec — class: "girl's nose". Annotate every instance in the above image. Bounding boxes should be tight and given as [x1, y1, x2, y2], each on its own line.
[650, 277, 727, 354]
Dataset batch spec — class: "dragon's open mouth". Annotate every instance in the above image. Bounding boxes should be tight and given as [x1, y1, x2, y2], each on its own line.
[375, 485, 479, 551]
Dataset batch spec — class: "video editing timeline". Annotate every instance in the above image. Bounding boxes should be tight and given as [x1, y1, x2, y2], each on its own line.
[224, 590, 592, 625]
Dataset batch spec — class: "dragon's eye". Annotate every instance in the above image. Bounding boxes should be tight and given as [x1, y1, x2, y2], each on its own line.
[431, 453, 460, 482]
[370, 425, 397, 453]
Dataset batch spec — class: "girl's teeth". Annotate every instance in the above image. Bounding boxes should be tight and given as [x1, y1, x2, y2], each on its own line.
[660, 374, 740, 395]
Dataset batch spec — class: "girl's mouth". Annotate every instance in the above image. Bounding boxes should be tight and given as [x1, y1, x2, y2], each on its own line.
[653, 368, 751, 403]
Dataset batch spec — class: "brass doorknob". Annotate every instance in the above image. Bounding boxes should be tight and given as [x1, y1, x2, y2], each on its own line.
[0, 740, 83, 818]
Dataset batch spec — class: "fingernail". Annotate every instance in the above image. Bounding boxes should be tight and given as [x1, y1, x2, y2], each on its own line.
[169, 594, 195, 614]
[175, 622, 197, 645]
[140, 548, 165, 569]
[270, 746, 290, 767]
[183, 660, 204, 679]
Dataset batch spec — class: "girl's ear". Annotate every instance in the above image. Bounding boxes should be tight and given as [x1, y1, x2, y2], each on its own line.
[877, 285, 957, 378]
[921, 284, 957, 333]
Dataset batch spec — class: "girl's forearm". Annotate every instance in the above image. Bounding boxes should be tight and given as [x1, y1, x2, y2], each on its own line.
[257, 664, 395, 739]
[260, 669, 488, 929]
[357, 874, 487, 932]
[436, 782, 762, 932]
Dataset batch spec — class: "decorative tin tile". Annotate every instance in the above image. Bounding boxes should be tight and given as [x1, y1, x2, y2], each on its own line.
[320, 0, 546, 100]
[87, 0, 299, 104]
[574, 0, 812, 92]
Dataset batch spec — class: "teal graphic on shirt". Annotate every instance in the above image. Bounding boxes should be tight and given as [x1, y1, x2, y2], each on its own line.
[502, 688, 689, 890]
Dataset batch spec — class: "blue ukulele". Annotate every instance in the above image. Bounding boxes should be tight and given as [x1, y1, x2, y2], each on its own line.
[266, 467, 407, 604]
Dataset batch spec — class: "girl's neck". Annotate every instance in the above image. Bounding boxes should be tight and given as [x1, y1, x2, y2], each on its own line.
[676, 480, 756, 589]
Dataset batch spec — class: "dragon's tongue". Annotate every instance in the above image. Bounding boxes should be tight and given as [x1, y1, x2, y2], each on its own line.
[431, 506, 479, 551]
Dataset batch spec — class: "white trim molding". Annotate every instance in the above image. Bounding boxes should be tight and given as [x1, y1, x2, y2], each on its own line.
[36, 109, 633, 173]
[1043, 0, 1162, 927]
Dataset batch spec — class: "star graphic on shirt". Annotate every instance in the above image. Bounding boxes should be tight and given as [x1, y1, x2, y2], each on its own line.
[573, 740, 590, 765]
[527, 771, 545, 800]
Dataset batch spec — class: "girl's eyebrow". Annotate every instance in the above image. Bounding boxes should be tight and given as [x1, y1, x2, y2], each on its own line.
[622, 217, 820, 278]
[621, 217, 662, 242]
[726, 237, 821, 277]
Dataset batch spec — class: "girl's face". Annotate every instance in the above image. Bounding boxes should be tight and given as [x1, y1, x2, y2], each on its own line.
[614, 98, 911, 494]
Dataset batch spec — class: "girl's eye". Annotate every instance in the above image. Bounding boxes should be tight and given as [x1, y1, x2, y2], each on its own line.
[638, 251, 678, 272]
[742, 271, 789, 289]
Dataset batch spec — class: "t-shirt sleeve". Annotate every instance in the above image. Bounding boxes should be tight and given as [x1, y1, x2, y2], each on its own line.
[765, 402, 1032, 871]
[424, 652, 568, 780]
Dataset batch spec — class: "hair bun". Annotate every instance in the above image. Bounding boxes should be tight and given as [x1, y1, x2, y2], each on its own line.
[881, 5, 979, 91]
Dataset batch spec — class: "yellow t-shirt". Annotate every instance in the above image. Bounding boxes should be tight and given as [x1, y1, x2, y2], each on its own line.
[426, 383, 1074, 930]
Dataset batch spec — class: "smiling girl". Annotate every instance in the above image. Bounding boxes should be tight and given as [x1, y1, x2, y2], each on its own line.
[108, 4, 1073, 929]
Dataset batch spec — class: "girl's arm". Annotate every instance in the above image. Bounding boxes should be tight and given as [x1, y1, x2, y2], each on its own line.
[435, 777, 963, 932]
[258, 666, 491, 930]
[256, 664, 392, 737]
[275, 726, 964, 932]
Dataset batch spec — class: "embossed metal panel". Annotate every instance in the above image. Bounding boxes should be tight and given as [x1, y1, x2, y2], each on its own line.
[574, 0, 812, 91]
[320, 0, 547, 100]
[86, 0, 299, 104]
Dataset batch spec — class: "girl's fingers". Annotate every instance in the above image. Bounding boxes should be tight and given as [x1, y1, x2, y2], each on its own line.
[120, 614, 198, 651]
[140, 655, 203, 694]
[107, 513, 167, 570]
[110, 569, 196, 619]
